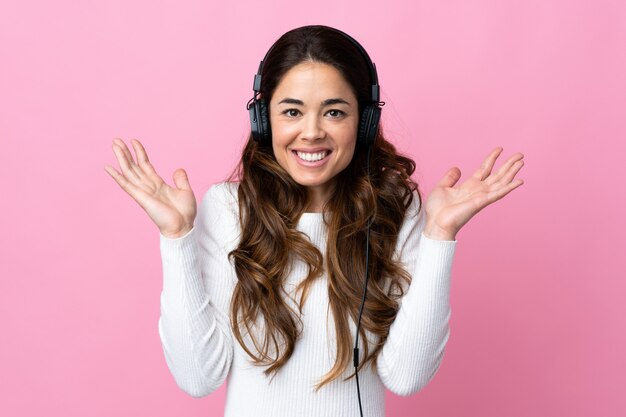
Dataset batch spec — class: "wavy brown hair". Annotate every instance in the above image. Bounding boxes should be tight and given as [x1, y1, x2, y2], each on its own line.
[225, 25, 423, 390]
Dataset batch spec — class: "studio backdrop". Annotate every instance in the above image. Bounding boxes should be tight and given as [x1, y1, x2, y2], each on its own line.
[0, 0, 624, 416]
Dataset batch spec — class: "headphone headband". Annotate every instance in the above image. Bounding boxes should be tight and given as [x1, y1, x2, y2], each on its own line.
[252, 25, 380, 103]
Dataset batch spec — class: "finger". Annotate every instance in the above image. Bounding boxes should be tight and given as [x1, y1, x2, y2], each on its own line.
[113, 138, 144, 180]
[485, 177, 524, 204]
[436, 167, 462, 188]
[130, 139, 163, 183]
[172, 168, 192, 191]
[472, 147, 503, 181]
[112, 143, 142, 183]
[104, 164, 151, 208]
[492, 159, 524, 188]
[486, 152, 524, 185]
[104, 164, 140, 195]
[114, 138, 137, 164]
[130, 138, 150, 163]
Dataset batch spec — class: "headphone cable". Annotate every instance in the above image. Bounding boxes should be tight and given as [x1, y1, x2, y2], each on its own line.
[354, 144, 373, 417]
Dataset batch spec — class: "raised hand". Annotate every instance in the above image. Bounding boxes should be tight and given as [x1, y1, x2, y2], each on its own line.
[104, 138, 197, 239]
[423, 147, 525, 241]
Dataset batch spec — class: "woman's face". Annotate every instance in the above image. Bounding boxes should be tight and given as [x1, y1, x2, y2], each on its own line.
[269, 61, 359, 211]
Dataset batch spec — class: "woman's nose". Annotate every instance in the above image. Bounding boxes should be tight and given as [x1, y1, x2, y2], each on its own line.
[300, 114, 326, 141]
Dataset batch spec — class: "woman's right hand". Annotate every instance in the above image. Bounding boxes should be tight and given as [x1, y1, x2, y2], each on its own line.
[104, 138, 197, 239]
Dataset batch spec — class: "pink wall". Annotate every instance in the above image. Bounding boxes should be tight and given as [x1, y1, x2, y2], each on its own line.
[1, 0, 624, 415]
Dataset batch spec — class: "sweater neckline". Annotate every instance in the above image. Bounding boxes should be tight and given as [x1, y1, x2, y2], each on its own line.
[298, 212, 326, 226]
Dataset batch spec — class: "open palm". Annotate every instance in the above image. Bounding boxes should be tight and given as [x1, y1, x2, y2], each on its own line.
[104, 138, 197, 238]
[424, 147, 525, 239]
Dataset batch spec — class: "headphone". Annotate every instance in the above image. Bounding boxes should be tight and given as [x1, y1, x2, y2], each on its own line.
[246, 25, 384, 148]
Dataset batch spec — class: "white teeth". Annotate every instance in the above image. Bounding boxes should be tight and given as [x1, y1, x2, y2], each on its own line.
[296, 151, 328, 162]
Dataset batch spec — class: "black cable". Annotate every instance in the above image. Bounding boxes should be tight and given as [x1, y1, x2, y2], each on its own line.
[354, 144, 373, 417]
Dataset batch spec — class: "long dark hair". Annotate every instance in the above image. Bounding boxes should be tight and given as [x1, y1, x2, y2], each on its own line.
[226, 25, 422, 390]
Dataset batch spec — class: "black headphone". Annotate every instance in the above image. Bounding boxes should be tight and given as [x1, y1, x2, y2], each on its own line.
[246, 25, 384, 148]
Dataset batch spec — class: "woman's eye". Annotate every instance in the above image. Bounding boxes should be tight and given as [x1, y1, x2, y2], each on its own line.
[327, 109, 345, 118]
[281, 109, 345, 118]
[283, 109, 300, 117]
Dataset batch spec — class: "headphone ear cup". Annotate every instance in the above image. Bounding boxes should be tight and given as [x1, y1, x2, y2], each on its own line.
[249, 99, 260, 142]
[257, 98, 271, 145]
[249, 98, 272, 145]
[358, 105, 381, 147]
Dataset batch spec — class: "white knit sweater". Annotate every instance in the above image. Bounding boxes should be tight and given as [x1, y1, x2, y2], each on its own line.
[158, 181, 457, 417]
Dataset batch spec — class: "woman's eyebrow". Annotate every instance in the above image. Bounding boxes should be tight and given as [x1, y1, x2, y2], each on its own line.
[322, 98, 351, 106]
[277, 97, 352, 106]
[277, 98, 304, 105]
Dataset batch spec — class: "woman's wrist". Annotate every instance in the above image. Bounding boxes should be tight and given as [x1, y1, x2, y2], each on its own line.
[160, 226, 193, 239]
[423, 222, 456, 241]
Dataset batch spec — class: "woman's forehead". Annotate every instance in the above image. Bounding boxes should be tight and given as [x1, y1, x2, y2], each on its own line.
[272, 62, 356, 103]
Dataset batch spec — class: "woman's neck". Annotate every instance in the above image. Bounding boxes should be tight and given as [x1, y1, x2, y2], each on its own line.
[305, 181, 335, 213]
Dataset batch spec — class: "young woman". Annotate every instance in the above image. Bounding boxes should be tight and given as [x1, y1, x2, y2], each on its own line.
[105, 25, 524, 417]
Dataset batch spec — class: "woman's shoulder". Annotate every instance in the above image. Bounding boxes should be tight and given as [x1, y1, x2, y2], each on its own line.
[195, 181, 241, 244]
[206, 181, 239, 202]
[401, 188, 423, 222]
[200, 181, 240, 217]
[394, 189, 425, 250]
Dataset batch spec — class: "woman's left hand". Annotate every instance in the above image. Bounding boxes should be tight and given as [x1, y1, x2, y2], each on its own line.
[423, 147, 525, 241]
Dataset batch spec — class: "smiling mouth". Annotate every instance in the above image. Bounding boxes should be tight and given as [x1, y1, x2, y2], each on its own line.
[293, 150, 331, 162]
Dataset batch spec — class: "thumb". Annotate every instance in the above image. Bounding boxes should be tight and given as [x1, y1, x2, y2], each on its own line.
[172, 169, 192, 191]
[436, 167, 461, 188]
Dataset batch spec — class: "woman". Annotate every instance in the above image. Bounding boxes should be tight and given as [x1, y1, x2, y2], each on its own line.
[105, 25, 524, 417]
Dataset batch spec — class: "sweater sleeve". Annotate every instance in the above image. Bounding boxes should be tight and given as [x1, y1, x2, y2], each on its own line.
[376, 192, 458, 396]
[157, 183, 239, 398]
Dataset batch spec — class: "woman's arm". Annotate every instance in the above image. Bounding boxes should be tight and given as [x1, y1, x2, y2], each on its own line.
[376, 194, 457, 396]
[157, 183, 238, 397]
[377, 147, 523, 395]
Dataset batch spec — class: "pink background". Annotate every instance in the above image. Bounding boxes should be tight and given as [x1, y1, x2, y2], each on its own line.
[1, 0, 625, 416]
